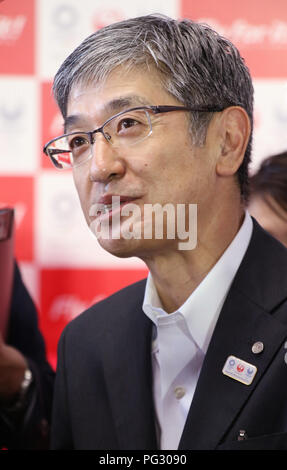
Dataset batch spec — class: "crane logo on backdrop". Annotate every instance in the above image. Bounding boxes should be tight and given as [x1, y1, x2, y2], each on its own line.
[0, 14, 26, 42]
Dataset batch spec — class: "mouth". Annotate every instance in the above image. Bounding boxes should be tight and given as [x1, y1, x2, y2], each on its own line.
[89, 195, 140, 219]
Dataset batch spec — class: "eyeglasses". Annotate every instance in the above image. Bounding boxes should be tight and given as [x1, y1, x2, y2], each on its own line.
[43, 104, 225, 170]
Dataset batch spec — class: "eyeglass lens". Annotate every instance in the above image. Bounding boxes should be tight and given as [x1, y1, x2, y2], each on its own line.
[47, 109, 152, 169]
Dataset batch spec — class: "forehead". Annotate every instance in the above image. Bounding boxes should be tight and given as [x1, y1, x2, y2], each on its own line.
[65, 67, 178, 126]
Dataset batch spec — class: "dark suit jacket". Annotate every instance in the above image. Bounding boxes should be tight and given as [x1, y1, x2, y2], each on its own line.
[51, 220, 287, 450]
[0, 262, 55, 449]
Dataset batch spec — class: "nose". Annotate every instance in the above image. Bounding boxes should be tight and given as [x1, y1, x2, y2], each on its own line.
[88, 134, 125, 183]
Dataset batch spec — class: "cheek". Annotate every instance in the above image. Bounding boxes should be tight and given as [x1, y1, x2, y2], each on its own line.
[73, 171, 89, 215]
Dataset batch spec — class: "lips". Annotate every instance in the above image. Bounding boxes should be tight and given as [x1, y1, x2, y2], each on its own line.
[89, 195, 140, 218]
[99, 194, 137, 205]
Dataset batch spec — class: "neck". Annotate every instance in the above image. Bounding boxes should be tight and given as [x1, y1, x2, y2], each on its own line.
[142, 204, 245, 313]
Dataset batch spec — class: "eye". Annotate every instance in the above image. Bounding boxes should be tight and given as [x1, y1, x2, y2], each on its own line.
[117, 118, 139, 133]
[105, 109, 150, 144]
[68, 134, 89, 150]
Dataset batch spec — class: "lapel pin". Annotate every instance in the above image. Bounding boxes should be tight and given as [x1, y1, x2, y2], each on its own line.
[222, 355, 257, 385]
[252, 341, 264, 354]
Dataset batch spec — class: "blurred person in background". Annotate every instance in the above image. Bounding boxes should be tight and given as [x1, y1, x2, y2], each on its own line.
[248, 151, 287, 247]
[0, 262, 55, 449]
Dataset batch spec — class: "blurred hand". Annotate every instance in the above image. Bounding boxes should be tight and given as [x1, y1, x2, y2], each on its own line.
[0, 332, 28, 404]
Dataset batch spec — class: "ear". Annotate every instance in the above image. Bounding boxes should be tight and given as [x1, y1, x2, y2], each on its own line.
[216, 107, 251, 177]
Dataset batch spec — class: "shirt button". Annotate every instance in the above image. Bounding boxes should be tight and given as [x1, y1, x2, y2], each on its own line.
[174, 386, 186, 399]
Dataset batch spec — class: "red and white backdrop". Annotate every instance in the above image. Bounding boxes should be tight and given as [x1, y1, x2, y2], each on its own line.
[1, 0, 287, 368]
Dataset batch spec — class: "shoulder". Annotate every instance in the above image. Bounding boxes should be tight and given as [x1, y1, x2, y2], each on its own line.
[247, 218, 287, 271]
[234, 218, 287, 317]
[60, 277, 147, 341]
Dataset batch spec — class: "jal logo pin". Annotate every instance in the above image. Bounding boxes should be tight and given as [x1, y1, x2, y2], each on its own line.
[222, 355, 257, 385]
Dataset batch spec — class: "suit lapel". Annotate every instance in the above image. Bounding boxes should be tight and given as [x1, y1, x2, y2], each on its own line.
[100, 283, 157, 450]
[179, 220, 287, 450]
[178, 289, 287, 449]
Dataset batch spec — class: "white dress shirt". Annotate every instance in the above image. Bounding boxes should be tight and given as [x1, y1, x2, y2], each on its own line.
[142, 211, 253, 450]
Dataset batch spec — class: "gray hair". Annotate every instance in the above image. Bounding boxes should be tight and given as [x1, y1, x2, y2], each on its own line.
[53, 14, 254, 200]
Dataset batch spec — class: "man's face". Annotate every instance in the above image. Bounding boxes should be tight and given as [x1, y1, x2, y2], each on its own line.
[66, 67, 219, 259]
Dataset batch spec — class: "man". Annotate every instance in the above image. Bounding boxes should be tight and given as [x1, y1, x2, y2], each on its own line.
[45, 15, 287, 450]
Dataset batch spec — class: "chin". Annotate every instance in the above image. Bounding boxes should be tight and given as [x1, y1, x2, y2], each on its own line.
[97, 237, 143, 259]
[98, 235, 177, 261]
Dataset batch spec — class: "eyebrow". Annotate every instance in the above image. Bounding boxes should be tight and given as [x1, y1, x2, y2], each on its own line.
[64, 95, 150, 133]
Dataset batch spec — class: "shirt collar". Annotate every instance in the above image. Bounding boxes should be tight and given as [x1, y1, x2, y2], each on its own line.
[143, 211, 253, 354]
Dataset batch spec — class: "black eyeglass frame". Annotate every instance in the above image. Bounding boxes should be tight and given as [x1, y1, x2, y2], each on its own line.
[43, 104, 229, 167]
